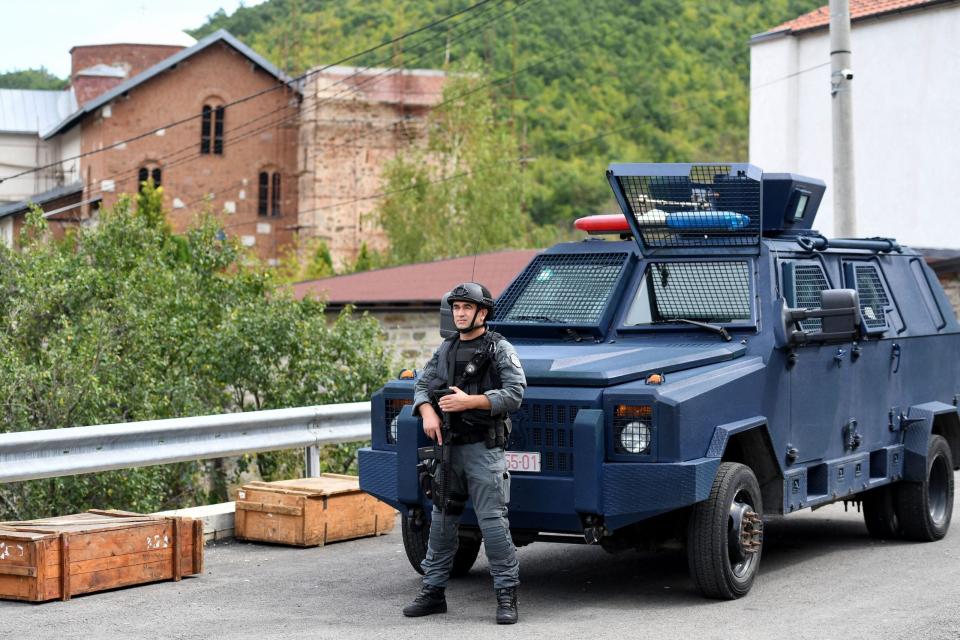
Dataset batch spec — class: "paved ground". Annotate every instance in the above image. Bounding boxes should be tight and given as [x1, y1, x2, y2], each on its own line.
[6, 480, 960, 640]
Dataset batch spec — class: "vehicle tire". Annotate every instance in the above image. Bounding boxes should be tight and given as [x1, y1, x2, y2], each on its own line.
[896, 434, 954, 542]
[401, 513, 429, 575]
[400, 513, 481, 577]
[687, 462, 764, 600]
[862, 485, 902, 539]
[451, 535, 482, 577]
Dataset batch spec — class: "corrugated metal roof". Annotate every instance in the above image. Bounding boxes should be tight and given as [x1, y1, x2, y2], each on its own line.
[0, 88, 77, 134]
[0, 181, 83, 219]
[42, 29, 298, 140]
[291, 249, 540, 307]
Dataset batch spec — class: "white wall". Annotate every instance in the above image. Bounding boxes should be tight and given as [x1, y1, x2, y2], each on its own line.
[0, 127, 82, 204]
[750, 4, 960, 249]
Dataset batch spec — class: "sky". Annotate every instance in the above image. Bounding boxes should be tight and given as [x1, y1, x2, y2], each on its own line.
[0, 0, 267, 77]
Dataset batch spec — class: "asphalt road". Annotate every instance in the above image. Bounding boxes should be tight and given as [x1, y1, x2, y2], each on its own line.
[6, 480, 960, 640]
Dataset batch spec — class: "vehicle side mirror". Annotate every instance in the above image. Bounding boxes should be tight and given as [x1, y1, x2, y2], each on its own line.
[779, 288, 860, 346]
[440, 292, 457, 339]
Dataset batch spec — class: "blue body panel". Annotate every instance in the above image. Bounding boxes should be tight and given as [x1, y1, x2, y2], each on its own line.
[359, 164, 960, 537]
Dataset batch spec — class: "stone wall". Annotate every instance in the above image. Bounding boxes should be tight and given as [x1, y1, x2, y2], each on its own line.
[297, 67, 445, 270]
[329, 308, 438, 371]
[938, 274, 960, 315]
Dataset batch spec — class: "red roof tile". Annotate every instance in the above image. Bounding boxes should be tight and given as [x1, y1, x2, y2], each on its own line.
[291, 249, 540, 306]
[768, 0, 942, 34]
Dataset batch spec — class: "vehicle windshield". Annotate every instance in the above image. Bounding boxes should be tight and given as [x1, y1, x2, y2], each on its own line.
[496, 253, 629, 325]
[626, 260, 752, 325]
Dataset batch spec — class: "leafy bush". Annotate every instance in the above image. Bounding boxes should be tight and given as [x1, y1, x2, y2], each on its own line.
[0, 188, 388, 519]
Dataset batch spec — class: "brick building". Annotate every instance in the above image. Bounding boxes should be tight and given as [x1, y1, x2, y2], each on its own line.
[1, 31, 300, 262]
[291, 249, 539, 367]
[297, 66, 446, 269]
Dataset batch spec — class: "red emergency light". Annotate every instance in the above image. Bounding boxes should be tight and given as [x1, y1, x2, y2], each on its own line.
[574, 214, 632, 235]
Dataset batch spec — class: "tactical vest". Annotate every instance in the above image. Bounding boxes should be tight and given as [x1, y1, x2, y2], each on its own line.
[431, 330, 508, 448]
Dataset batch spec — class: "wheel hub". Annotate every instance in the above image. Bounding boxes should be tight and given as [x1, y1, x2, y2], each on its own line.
[728, 501, 763, 565]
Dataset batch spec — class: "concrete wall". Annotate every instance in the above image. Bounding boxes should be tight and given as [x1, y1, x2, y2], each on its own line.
[750, 4, 960, 248]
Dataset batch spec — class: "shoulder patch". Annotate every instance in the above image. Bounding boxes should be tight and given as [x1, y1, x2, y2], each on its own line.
[509, 353, 522, 369]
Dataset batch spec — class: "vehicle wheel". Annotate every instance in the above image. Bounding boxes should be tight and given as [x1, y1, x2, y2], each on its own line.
[862, 485, 902, 539]
[401, 512, 429, 575]
[896, 435, 954, 541]
[400, 513, 481, 577]
[687, 462, 764, 599]
[451, 535, 482, 577]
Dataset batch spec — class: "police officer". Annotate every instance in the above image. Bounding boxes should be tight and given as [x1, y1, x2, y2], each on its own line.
[402, 282, 526, 624]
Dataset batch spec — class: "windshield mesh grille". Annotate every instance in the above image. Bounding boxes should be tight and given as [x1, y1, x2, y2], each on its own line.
[495, 253, 629, 325]
[615, 165, 761, 249]
[626, 260, 752, 325]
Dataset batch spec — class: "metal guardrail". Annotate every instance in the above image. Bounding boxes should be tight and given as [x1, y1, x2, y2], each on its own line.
[0, 402, 371, 483]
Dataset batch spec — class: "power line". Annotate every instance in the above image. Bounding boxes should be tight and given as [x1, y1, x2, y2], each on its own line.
[750, 61, 830, 91]
[0, 0, 496, 186]
[72, 0, 526, 204]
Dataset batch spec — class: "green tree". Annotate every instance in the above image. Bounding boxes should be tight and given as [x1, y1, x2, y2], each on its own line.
[377, 59, 540, 265]
[190, 0, 823, 229]
[0, 193, 389, 520]
[0, 67, 68, 90]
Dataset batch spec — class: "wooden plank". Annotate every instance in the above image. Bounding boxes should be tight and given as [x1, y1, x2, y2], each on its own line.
[0, 565, 37, 577]
[44, 540, 196, 579]
[59, 533, 70, 601]
[34, 539, 46, 601]
[191, 519, 203, 575]
[171, 518, 181, 582]
[43, 522, 173, 564]
[0, 574, 37, 600]
[235, 501, 303, 517]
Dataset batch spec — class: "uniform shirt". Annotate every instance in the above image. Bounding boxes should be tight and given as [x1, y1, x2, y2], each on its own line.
[413, 330, 526, 421]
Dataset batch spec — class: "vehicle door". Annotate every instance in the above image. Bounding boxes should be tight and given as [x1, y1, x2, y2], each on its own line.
[780, 256, 855, 464]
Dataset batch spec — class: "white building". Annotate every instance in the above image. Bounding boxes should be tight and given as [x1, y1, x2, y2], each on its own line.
[749, 0, 960, 249]
[0, 88, 79, 204]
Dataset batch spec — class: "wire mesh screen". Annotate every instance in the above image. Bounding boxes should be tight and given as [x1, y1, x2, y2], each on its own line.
[626, 261, 751, 324]
[853, 265, 890, 331]
[615, 165, 761, 249]
[495, 253, 629, 325]
[793, 263, 829, 332]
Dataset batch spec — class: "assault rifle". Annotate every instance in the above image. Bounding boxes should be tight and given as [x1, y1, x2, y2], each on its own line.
[420, 388, 455, 532]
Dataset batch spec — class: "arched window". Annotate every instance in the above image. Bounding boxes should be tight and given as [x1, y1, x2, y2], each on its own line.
[138, 165, 162, 192]
[200, 103, 225, 155]
[258, 170, 282, 217]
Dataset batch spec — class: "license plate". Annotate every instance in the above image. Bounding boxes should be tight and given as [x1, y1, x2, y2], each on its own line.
[505, 451, 541, 473]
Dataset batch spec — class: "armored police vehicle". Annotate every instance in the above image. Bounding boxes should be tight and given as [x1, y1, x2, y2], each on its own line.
[359, 163, 960, 599]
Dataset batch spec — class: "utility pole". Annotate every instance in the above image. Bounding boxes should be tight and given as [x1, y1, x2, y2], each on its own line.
[830, 0, 857, 237]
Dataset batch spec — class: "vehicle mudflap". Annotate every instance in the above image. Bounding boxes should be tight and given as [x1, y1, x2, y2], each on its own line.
[901, 402, 960, 481]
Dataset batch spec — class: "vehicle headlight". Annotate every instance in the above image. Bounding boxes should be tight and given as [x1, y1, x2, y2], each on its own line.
[614, 404, 653, 455]
[618, 420, 651, 454]
[386, 398, 412, 444]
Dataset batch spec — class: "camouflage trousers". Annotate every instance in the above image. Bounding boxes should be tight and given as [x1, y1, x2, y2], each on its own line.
[421, 441, 519, 589]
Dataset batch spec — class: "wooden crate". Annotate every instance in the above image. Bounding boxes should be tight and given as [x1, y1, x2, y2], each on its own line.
[0, 509, 203, 603]
[235, 473, 396, 547]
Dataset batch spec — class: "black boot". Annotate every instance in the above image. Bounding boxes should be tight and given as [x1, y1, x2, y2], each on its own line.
[495, 587, 518, 625]
[402, 584, 447, 617]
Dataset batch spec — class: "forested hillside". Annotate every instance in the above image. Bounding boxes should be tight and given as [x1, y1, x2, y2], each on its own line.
[191, 0, 820, 228]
